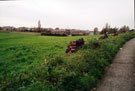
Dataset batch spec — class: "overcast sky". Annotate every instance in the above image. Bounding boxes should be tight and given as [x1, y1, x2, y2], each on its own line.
[0, 0, 134, 30]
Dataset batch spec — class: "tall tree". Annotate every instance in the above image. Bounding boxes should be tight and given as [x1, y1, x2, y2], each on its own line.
[94, 27, 99, 35]
[100, 23, 110, 34]
[119, 25, 129, 33]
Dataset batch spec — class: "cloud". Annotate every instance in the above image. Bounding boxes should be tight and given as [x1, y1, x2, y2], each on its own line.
[0, 0, 134, 30]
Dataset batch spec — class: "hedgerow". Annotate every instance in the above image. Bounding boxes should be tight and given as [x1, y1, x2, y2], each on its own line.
[1, 32, 135, 91]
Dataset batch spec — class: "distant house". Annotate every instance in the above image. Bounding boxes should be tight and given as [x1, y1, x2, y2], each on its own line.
[31, 27, 39, 32]
[2, 26, 16, 31]
[18, 27, 29, 32]
[89, 31, 94, 35]
[41, 28, 91, 36]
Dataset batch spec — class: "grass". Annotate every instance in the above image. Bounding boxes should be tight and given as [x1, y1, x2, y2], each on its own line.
[0, 31, 135, 91]
[0, 32, 99, 80]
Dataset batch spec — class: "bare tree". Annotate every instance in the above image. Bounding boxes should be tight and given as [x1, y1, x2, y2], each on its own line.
[119, 25, 129, 33]
[94, 27, 99, 35]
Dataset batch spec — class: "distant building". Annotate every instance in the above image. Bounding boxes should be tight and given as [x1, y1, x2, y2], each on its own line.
[2, 26, 15, 31]
[32, 20, 42, 32]
[31, 27, 38, 32]
[18, 27, 30, 32]
[37, 20, 41, 32]
[38, 20, 41, 29]
[55, 27, 60, 30]
[89, 31, 94, 35]
[41, 28, 91, 36]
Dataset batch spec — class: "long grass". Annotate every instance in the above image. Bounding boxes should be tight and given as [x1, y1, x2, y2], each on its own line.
[0, 32, 99, 82]
[0, 31, 135, 91]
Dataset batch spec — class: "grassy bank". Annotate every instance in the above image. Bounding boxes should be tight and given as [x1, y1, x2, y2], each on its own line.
[0, 32, 99, 90]
[1, 32, 135, 91]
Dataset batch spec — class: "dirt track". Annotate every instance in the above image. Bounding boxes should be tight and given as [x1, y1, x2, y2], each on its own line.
[96, 38, 135, 91]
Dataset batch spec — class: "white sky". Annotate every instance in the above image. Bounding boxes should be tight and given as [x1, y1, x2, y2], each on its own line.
[0, 0, 134, 30]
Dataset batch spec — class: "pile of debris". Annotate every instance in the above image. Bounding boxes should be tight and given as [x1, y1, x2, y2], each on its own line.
[98, 29, 108, 40]
[98, 33, 108, 40]
[66, 38, 85, 53]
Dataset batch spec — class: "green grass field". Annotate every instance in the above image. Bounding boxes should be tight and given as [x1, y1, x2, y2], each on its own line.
[0, 32, 99, 78]
[1, 31, 135, 91]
